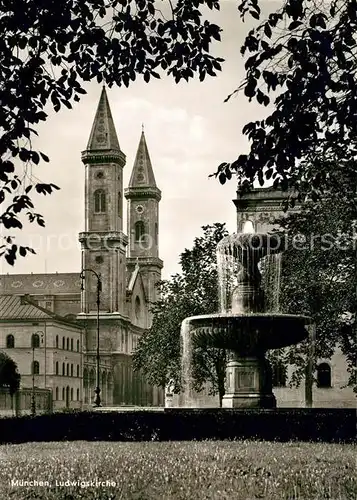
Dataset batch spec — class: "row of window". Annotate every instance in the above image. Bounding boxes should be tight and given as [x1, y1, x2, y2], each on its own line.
[6, 334, 80, 352]
[54, 387, 80, 401]
[55, 336, 80, 352]
[30, 362, 81, 377]
[56, 362, 80, 377]
[272, 362, 332, 388]
[6, 333, 42, 349]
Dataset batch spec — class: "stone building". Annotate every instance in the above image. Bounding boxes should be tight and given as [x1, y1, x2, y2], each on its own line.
[0, 294, 83, 413]
[0, 87, 164, 410]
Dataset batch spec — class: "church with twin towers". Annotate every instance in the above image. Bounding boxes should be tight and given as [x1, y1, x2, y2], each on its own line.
[0, 87, 164, 410]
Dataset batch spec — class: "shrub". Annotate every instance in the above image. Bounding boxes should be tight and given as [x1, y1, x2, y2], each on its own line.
[0, 408, 355, 444]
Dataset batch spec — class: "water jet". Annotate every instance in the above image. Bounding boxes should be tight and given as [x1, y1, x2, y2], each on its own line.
[180, 231, 311, 408]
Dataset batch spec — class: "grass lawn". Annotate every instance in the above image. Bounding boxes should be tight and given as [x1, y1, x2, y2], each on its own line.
[0, 441, 355, 499]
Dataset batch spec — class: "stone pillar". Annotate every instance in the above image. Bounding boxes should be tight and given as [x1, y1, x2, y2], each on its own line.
[222, 352, 276, 408]
[111, 248, 117, 312]
[80, 249, 87, 313]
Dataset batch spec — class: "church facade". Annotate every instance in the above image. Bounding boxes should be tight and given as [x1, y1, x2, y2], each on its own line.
[0, 87, 164, 411]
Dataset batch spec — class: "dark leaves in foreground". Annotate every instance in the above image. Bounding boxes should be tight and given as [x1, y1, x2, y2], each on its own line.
[0, 0, 225, 263]
[214, 0, 357, 203]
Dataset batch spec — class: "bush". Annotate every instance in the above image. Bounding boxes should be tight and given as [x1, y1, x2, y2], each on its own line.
[0, 408, 355, 444]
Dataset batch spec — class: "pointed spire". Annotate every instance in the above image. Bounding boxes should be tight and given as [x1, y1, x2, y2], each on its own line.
[86, 87, 121, 151]
[128, 128, 157, 188]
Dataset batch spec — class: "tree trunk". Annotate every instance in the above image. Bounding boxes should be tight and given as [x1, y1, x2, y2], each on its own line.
[218, 379, 225, 408]
[216, 353, 226, 408]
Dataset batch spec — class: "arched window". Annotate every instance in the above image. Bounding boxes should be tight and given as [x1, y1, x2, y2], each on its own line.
[107, 373, 113, 391]
[83, 368, 88, 404]
[155, 223, 158, 245]
[77, 388, 80, 401]
[6, 334, 15, 348]
[70, 339, 73, 351]
[83, 368, 88, 386]
[135, 221, 145, 242]
[94, 189, 106, 213]
[71, 364, 73, 377]
[62, 363, 65, 376]
[242, 220, 255, 234]
[66, 338, 69, 350]
[135, 296, 141, 320]
[56, 361, 59, 375]
[32, 361, 39, 375]
[77, 365, 79, 378]
[70, 388, 73, 401]
[62, 337, 65, 349]
[89, 369, 95, 388]
[55, 335, 59, 348]
[317, 363, 331, 388]
[55, 387, 59, 400]
[272, 361, 287, 387]
[77, 340, 80, 352]
[62, 387, 65, 400]
[31, 333, 40, 349]
[118, 192, 122, 217]
[66, 363, 69, 376]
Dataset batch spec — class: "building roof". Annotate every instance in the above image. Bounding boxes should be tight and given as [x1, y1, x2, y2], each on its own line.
[0, 295, 53, 320]
[128, 129, 158, 189]
[0, 295, 83, 328]
[85, 86, 122, 152]
[0, 273, 81, 295]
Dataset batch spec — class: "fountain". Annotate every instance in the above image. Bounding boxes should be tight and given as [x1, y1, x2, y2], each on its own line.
[180, 231, 310, 408]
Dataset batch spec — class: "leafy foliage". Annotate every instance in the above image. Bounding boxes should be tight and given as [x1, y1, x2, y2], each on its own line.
[133, 223, 228, 403]
[0, 351, 21, 396]
[275, 190, 356, 389]
[0, 0, 224, 264]
[210, 0, 357, 390]
[214, 0, 357, 202]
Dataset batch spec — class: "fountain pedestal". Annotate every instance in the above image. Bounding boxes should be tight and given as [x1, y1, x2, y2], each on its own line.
[222, 353, 276, 408]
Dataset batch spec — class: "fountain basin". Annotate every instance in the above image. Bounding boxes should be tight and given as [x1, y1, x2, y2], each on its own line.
[180, 313, 311, 409]
[179, 230, 311, 409]
[183, 313, 311, 353]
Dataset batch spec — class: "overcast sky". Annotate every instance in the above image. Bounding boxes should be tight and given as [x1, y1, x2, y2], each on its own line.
[1, 1, 280, 280]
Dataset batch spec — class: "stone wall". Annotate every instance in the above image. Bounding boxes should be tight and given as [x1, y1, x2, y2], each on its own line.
[0, 388, 52, 416]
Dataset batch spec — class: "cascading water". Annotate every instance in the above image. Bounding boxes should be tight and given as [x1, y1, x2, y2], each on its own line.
[177, 230, 310, 409]
[216, 232, 283, 315]
[260, 253, 282, 313]
[180, 318, 195, 407]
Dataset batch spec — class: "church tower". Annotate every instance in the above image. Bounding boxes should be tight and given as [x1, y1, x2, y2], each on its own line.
[125, 128, 163, 316]
[79, 87, 128, 314]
